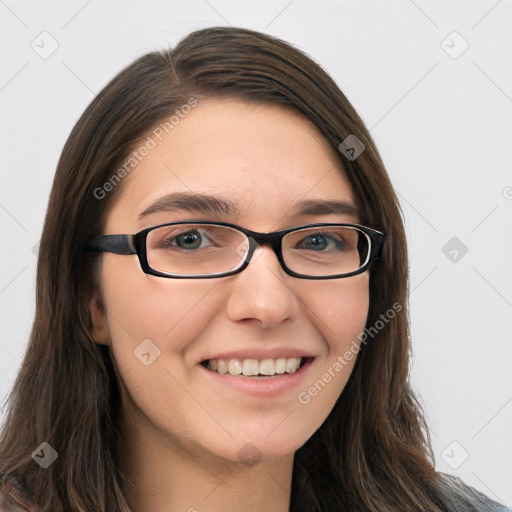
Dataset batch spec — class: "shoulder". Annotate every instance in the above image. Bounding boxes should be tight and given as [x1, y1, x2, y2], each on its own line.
[438, 472, 512, 512]
[0, 478, 38, 512]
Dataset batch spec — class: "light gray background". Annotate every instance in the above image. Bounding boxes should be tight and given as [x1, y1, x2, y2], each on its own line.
[1, 0, 511, 506]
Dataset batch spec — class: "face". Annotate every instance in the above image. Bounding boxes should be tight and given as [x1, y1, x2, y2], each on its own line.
[91, 99, 370, 466]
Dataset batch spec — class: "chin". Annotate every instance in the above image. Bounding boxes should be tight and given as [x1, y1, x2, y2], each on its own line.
[206, 429, 309, 466]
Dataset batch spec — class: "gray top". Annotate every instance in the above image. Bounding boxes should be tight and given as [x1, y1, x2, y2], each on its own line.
[439, 473, 512, 512]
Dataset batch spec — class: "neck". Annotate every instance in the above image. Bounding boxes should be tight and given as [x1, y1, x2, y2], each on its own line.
[115, 400, 294, 512]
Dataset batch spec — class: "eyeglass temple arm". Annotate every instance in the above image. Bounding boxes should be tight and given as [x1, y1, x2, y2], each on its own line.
[87, 234, 137, 255]
[372, 232, 386, 259]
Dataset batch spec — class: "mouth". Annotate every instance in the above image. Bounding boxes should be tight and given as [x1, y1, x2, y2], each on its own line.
[198, 355, 316, 397]
[200, 356, 312, 379]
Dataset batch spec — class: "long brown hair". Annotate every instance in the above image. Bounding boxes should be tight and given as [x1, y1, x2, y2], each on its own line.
[0, 26, 479, 511]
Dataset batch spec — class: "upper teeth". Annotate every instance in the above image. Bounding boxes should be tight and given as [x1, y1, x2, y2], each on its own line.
[206, 357, 302, 376]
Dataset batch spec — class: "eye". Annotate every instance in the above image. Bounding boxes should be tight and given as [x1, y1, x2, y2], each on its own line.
[162, 229, 214, 250]
[175, 231, 204, 249]
[296, 232, 347, 251]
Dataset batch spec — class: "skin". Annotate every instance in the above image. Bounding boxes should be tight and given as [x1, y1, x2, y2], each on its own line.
[90, 99, 370, 512]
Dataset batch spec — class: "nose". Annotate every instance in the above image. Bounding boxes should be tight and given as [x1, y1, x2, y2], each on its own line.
[226, 243, 300, 329]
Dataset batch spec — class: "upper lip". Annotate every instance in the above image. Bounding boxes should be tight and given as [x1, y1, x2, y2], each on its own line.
[199, 347, 317, 363]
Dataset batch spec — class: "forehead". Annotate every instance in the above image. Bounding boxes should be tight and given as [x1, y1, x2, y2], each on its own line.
[106, 99, 356, 230]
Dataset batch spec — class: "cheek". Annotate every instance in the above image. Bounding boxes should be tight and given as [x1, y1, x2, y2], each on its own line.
[98, 258, 227, 432]
[100, 255, 223, 347]
[302, 273, 370, 352]
[292, 275, 369, 435]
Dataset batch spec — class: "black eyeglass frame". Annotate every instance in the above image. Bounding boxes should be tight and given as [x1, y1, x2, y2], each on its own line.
[87, 221, 385, 280]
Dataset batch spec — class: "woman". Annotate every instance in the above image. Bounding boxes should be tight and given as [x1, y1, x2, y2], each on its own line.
[0, 26, 509, 512]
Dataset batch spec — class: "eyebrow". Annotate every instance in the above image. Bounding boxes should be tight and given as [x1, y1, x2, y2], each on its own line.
[288, 198, 359, 218]
[137, 191, 359, 222]
[138, 192, 243, 220]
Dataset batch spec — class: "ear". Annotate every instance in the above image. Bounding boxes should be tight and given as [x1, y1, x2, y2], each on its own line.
[89, 291, 110, 345]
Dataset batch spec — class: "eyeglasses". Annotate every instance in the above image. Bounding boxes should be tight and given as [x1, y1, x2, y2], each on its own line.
[87, 221, 385, 280]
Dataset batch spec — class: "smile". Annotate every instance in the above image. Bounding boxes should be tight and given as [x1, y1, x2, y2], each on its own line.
[199, 357, 315, 397]
[201, 357, 308, 377]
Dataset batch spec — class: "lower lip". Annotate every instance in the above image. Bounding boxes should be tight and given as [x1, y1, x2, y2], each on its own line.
[198, 357, 315, 398]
